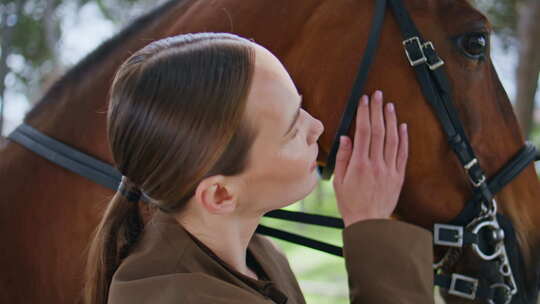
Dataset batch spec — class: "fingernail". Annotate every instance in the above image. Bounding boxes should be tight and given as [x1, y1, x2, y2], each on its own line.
[362, 95, 368, 106]
[375, 90, 382, 99]
[340, 136, 347, 146]
[387, 102, 394, 112]
[402, 123, 407, 132]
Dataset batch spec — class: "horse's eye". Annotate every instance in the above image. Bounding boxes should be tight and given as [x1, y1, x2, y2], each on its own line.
[457, 33, 488, 60]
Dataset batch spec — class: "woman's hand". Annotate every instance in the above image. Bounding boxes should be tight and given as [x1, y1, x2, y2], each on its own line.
[332, 90, 409, 227]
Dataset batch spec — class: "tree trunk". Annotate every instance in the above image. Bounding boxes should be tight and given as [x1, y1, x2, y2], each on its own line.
[514, 0, 540, 138]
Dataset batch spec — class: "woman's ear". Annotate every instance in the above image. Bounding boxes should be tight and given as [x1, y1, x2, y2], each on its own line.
[194, 176, 237, 214]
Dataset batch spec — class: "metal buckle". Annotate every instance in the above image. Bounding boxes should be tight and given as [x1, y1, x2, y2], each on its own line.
[434, 224, 463, 247]
[428, 57, 445, 70]
[423, 41, 445, 70]
[464, 158, 478, 170]
[463, 158, 487, 187]
[470, 174, 486, 187]
[449, 273, 479, 300]
[403, 37, 427, 66]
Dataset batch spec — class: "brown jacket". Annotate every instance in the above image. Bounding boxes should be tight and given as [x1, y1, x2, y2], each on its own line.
[108, 210, 434, 303]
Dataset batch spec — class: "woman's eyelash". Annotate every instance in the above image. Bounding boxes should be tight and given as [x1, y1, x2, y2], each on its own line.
[291, 128, 299, 138]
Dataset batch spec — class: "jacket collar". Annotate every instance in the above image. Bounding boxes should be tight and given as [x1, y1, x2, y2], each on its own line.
[118, 209, 290, 301]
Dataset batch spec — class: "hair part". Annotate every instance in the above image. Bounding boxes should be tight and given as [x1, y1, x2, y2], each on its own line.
[83, 32, 257, 304]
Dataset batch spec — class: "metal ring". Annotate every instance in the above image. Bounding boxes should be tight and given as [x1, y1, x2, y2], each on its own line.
[471, 221, 504, 260]
[499, 262, 511, 277]
[488, 283, 513, 304]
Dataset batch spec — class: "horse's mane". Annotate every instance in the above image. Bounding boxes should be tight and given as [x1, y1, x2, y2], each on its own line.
[25, 0, 185, 120]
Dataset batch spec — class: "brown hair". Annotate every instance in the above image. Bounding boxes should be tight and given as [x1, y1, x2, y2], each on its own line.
[83, 32, 257, 304]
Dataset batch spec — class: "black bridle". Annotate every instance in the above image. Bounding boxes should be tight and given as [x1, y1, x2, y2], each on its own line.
[317, 0, 539, 303]
[7, 0, 539, 303]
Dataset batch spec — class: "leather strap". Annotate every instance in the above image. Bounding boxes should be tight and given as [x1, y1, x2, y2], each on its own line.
[450, 142, 538, 226]
[7, 123, 346, 256]
[8, 124, 122, 192]
[8, 122, 536, 258]
[318, 0, 387, 180]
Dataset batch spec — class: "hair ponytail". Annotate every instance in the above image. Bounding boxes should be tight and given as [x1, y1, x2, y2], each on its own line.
[83, 178, 144, 304]
[82, 32, 256, 304]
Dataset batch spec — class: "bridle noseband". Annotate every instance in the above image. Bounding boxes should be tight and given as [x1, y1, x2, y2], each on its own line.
[7, 0, 539, 303]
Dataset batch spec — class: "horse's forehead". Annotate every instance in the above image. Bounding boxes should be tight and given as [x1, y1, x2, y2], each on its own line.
[407, 0, 488, 28]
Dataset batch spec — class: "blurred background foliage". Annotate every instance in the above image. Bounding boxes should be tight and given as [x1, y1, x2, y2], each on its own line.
[0, 0, 156, 133]
[1, 0, 539, 303]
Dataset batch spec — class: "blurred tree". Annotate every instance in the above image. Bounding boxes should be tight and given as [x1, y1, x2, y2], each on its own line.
[475, 0, 540, 139]
[1, 0, 27, 135]
[514, 0, 540, 138]
[1, 0, 60, 135]
[0, 0, 160, 135]
[475, 0, 518, 41]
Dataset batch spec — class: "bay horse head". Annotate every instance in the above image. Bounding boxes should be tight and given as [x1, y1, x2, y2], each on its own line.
[0, 0, 538, 303]
[293, 0, 540, 303]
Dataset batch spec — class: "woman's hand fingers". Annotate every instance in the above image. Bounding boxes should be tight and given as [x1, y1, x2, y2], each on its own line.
[351, 95, 370, 163]
[396, 123, 409, 173]
[369, 90, 385, 162]
[334, 135, 352, 185]
[384, 101, 399, 167]
[332, 90, 410, 227]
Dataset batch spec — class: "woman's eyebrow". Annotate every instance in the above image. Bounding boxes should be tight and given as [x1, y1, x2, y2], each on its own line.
[283, 95, 303, 137]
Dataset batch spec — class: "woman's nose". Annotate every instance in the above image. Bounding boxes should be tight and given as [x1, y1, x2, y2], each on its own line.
[308, 118, 324, 145]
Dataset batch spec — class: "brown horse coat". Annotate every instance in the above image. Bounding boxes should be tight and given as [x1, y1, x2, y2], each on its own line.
[1, 0, 539, 303]
[108, 211, 433, 304]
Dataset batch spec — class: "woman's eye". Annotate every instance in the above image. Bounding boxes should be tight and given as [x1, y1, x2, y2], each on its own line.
[457, 33, 488, 60]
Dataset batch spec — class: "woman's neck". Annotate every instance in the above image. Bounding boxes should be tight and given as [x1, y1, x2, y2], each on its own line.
[174, 208, 262, 279]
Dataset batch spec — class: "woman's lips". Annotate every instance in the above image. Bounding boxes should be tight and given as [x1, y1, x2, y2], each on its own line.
[311, 148, 319, 171]
[310, 160, 317, 171]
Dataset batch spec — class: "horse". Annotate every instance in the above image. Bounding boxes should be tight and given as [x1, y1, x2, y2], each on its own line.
[0, 0, 538, 303]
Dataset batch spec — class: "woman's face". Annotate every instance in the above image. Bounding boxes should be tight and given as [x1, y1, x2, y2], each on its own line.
[237, 43, 324, 215]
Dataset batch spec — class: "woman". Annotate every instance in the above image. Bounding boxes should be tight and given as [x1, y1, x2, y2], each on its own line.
[83, 32, 433, 304]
